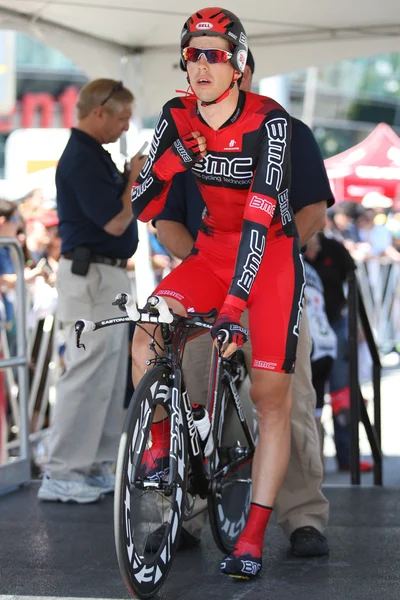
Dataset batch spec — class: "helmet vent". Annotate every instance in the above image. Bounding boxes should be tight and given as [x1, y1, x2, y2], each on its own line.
[195, 12, 203, 18]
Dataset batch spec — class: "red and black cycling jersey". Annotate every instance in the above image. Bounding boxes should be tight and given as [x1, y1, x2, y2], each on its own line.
[132, 90, 296, 311]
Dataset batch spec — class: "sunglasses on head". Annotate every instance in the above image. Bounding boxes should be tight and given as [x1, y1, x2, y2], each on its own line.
[100, 81, 123, 106]
[183, 47, 233, 64]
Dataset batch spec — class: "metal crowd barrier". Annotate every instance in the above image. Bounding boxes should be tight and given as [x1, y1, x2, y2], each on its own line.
[356, 259, 400, 352]
[347, 269, 382, 486]
[0, 238, 30, 494]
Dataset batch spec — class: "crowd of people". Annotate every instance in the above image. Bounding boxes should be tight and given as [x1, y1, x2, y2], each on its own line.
[1, 4, 399, 584]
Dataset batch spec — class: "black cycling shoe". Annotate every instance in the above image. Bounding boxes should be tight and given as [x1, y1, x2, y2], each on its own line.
[220, 553, 262, 579]
[290, 526, 329, 557]
[145, 524, 201, 553]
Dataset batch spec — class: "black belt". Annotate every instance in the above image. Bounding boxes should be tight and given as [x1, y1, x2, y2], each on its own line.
[62, 252, 127, 269]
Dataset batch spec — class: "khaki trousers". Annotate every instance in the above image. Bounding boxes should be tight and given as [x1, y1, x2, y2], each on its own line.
[45, 258, 129, 481]
[178, 309, 329, 539]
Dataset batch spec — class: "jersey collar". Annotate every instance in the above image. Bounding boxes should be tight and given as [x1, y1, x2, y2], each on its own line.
[196, 90, 246, 130]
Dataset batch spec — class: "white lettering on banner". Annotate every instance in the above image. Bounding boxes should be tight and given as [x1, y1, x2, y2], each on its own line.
[265, 118, 287, 191]
[237, 229, 266, 295]
[131, 178, 153, 201]
[192, 155, 253, 179]
[278, 189, 291, 224]
[253, 360, 277, 370]
[355, 166, 400, 180]
[141, 116, 169, 178]
[249, 195, 275, 217]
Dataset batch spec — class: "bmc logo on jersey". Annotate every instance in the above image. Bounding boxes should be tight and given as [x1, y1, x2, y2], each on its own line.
[237, 229, 266, 295]
[265, 117, 287, 191]
[278, 188, 292, 225]
[249, 195, 275, 217]
[196, 22, 213, 29]
[141, 116, 168, 179]
[192, 155, 252, 179]
[174, 139, 192, 163]
[131, 177, 153, 201]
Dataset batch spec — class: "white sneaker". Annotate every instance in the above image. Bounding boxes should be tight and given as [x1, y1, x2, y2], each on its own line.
[86, 463, 115, 494]
[37, 476, 104, 504]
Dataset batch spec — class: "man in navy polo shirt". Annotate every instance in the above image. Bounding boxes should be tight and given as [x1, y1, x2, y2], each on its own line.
[153, 51, 335, 556]
[38, 79, 144, 504]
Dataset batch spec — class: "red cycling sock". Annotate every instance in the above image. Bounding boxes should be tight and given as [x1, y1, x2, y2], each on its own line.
[233, 503, 273, 558]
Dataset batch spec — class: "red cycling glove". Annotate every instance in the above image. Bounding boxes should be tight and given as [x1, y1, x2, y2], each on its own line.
[153, 134, 203, 181]
[211, 301, 249, 348]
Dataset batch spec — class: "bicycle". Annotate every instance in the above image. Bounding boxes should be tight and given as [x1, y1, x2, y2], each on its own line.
[75, 293, 256, 599]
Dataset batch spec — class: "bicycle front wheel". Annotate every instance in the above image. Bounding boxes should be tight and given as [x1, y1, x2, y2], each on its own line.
[208, 368, 254, 554]
[114, 365, 188, 599]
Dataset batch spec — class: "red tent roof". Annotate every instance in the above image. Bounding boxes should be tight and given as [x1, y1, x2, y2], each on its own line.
[324, 123, 400, 205]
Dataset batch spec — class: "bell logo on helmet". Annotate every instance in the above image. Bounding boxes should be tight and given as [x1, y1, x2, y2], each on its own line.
[237, 49, 247, 72]
[196, 22, 213, 30]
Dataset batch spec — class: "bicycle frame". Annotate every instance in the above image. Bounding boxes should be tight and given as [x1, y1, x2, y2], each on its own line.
[74, 294, 255, 497]
[159, 309, 254, 490]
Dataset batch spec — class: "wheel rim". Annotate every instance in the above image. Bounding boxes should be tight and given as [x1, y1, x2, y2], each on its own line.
[115, 372, 187, 597]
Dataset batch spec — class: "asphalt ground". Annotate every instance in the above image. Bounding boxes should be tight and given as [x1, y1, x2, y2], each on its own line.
[1, 483, 400, 600]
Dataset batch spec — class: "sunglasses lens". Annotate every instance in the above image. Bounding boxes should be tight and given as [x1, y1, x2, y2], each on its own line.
[207, 50, 229, 63]
[183, 47, 199, 62]
[183, 48, 230, 64]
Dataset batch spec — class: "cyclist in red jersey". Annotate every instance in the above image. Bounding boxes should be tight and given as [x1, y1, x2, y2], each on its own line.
[131, 7, 305, 579]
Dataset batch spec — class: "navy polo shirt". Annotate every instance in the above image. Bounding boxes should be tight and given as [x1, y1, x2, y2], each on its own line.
[56, 128, 138, 259]
[154, 117, 335, 239]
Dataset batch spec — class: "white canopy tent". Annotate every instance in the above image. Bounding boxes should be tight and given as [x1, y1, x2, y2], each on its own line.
[0, 2, 399, 305]
[0, 1, 399, 117]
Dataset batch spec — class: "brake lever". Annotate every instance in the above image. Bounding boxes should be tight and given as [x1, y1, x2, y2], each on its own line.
[216, 330, 229, 358]
[75, 320, 86, 350]
[112, 292, 129, 312]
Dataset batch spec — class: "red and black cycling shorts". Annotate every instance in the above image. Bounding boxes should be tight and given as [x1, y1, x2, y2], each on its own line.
[154, 230, 305, 374]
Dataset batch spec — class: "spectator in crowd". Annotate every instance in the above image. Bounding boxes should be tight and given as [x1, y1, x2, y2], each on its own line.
[38, 79, 144, 503]
[356, 205, 400, 263]
[152, 49, 332, 557]
[303, 254, 337, 462]
[25, 219, 51, 264]
[304, 232, 372, 472]
[331, 203, 361, 248]
[0, 200, 49, 355]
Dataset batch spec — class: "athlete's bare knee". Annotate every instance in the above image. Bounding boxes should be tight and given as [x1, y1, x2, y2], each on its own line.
[131, 325, 155, 374]
[250, 372, 292, 421]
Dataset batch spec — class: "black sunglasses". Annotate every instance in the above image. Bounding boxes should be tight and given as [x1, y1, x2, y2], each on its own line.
[100, 81, 123, 106]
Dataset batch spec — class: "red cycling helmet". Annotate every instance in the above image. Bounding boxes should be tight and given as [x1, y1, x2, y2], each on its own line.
[180, 7, 248, 74]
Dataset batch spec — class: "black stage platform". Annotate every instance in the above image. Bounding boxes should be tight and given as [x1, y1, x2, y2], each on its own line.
[1, 482, 400, 600]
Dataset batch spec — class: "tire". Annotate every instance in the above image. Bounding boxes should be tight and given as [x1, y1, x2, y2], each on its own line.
[114, 365, 188, 599]
[208, 367, 253, 554]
